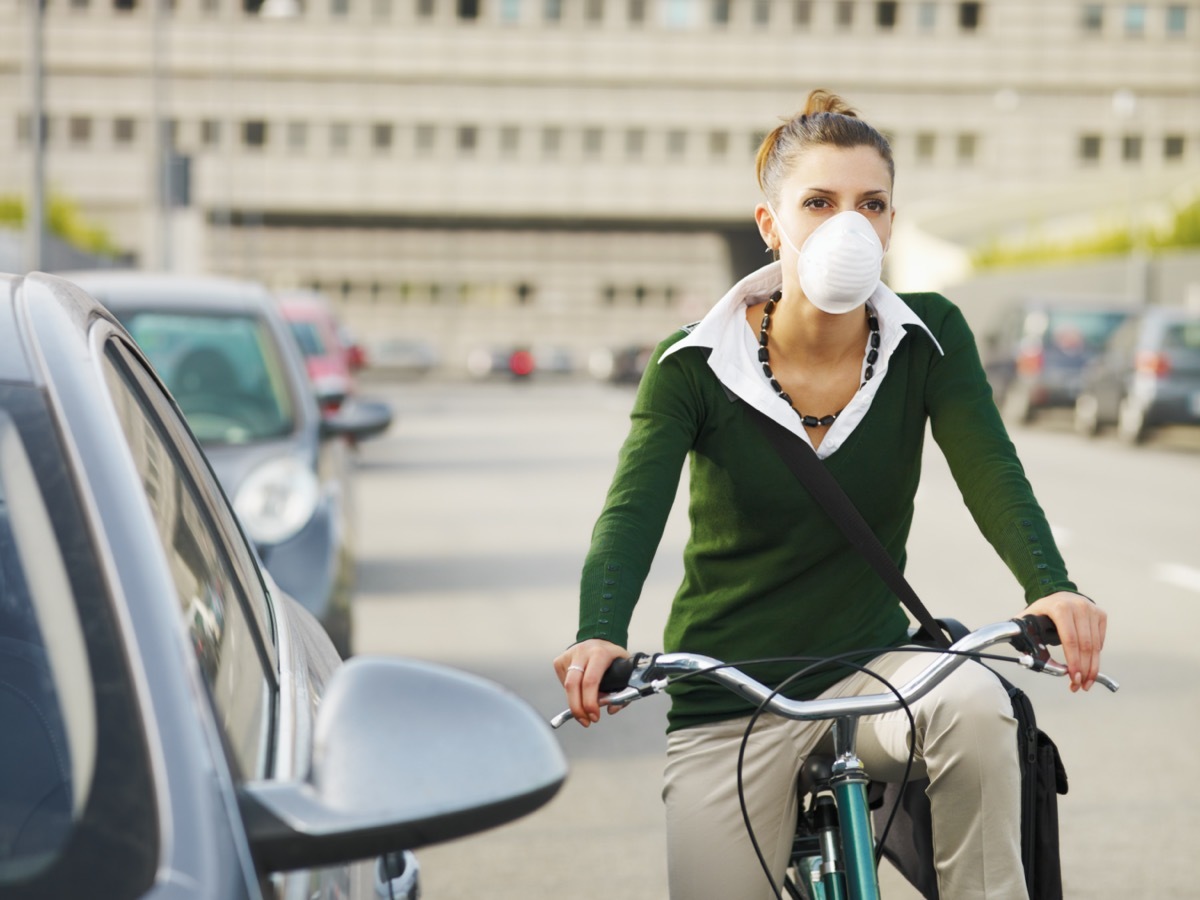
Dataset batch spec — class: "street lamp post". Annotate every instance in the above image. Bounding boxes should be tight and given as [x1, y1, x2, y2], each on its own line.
[26, 0, 45, 273]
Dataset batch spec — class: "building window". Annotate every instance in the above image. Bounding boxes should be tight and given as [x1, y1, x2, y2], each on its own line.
[242, 120, 267, 148]
[114, 117, 137, 144]
[956, 132, 977, 163]
[916, 0, 935, 29]
[664, 0, 695, 27]
[876, 1, 897, 29]
[628, 0, 645, 25]
[835, 0, 854, 29]
[1081, 3, 1103, 32]
[1166, 4, 1187, 35]
[331, 0, 350, 16]
[416, 0, 435, 18]
[69, 0, 90, 9]
[1079, 134, 1102, 162]
[68, 116, 92, 146]
[585, 0, 604, 23]
[415, 123, 436, 154]
[372, 0, 392, 18]
[752, 0, 770, 26]
[286, 121, 307, 151]
[372, 123, 393, 151]
[1163, 135, 1185, 160]
[711, 0, 730, 26]
[201, 119, 221, 147]
[793, 0, 812, 26]
[113, 0, 137, 10]
[625, 128, 645, 159]
[457, 0, 479, 18]
[1123, 3, 1145, 35]
[667, 129, 687, 158]
[201, 0, 220, 13]
[709, 130, 729, 158]
[958, 1, 981, 30]
[1122, 134, 1142, 162]
[499, 0, 520, 22]
[543, 0, 562, 22]
[457, 125, 478, 154]
[750, 130, 767, 155]
[499, 125, 520, 156]
[330, 122, 350, 152]
[915, 132, 936, 162]
[542, 127, 562, 158]
[583, 127, 604, 158]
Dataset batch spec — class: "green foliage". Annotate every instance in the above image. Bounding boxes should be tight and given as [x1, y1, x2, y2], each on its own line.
[0, 194, 121, 257]
[972, 195, 1200, 271]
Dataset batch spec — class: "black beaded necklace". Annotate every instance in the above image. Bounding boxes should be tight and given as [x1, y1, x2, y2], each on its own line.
[757, 289, 881, 429]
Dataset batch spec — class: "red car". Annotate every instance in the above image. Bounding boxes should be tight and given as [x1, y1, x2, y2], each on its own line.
[277, 291, 364, 412]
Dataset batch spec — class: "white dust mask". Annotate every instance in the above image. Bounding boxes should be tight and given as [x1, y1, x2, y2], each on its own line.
[772, 209, 885, 316]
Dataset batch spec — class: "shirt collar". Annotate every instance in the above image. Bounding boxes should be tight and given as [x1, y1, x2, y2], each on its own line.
[660, 261, 944, 457]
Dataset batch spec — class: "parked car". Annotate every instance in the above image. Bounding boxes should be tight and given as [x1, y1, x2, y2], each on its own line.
[370, 336, 441, 378]
[981, 299, 1134, 424]
[1074, 306, 1200, 443]
[0, 272, 566, 900]
[63, 271, 391, 658]
[276, 291, 360, 413]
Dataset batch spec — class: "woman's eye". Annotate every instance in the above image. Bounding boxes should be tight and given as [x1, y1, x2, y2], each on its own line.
[862, 200, 887, 213]
[803, 197, 831, 209]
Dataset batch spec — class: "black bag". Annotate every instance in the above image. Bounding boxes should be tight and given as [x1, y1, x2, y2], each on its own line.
[872, 620, 1069, 900]
[747, 406, 1067, 899]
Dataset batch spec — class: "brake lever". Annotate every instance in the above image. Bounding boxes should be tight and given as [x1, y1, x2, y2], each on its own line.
[549, 677, 670, 729]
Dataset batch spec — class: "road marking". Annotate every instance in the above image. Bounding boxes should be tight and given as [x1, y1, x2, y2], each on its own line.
[1153, 563, 1200, 594]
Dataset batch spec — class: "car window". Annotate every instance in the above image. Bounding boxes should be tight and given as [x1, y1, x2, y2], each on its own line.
[119, 311, 295, 446]
[0, 385, 157, 899]
[102, 342, 276, 779]
[1043, 310, 1129, 354]
[288, 319, 327, 358]
[1162, 319, 1200, 360]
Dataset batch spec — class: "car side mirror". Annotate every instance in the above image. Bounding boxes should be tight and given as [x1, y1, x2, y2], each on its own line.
[319, 398, 393, 442]
[238, 657, 567, 873]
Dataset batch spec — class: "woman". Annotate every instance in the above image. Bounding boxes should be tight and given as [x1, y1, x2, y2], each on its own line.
[554, 90, 1107, 899]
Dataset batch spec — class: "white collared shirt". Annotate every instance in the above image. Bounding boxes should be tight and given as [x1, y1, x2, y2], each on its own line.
[660, 261, 944, 459]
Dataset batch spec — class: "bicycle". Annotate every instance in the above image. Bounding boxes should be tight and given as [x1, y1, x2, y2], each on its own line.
[552, 615, 1119, 900]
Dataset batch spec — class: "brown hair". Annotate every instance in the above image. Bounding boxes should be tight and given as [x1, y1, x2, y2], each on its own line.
[754, 89, 895, 202]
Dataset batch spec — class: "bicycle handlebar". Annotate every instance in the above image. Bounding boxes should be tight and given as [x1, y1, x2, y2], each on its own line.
[551, 615, 1118, 729]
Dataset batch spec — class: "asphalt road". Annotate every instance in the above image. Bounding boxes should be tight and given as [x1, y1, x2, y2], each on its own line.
[350, 376, 1200, 899]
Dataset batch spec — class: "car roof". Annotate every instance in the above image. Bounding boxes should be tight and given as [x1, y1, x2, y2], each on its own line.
[61, 270, 277, 316]
[275, 290, 338, 319]
[0, 274, 33, 384]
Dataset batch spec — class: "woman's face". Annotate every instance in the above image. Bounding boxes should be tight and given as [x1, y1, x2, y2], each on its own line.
[758, 143, 895, 271]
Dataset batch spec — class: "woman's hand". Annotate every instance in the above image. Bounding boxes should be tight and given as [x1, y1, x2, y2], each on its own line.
[1024, 591, 1108, 692]
[553, 639, 630, 727]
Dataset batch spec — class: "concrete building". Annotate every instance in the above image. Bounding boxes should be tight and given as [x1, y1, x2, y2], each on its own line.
[3, 0, 1199, 366]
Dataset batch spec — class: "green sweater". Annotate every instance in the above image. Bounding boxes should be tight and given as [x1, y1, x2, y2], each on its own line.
[577, 292, 1076, 732]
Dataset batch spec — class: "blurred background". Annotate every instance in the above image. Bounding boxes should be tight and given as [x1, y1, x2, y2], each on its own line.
[2, 0, 1199, 362]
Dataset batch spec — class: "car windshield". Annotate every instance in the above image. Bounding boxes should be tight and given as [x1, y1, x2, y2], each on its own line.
[121, 312, 295, 445]
[288, 320, 327, 358]
[1043, 310, 1129, 354]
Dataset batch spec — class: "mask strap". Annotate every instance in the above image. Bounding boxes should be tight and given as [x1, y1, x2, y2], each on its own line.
[766, 203, 802, 257]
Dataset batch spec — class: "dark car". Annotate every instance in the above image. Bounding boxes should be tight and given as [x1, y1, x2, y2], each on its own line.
[1074, 306, 1200, 443]
[0, 272, 566, 900]
[63, 271, 390, 658]
[981, 300, 1134, 424]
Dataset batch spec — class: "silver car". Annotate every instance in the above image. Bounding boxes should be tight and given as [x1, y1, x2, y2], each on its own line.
[0, 272, 566, 900]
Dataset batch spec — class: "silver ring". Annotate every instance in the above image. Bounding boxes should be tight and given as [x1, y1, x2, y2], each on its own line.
[567, 664, 585, 674]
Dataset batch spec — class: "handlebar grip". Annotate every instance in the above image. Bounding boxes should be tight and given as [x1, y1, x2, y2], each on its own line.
[598, 654, 641, 693]
[1023, 614, 1061, 647]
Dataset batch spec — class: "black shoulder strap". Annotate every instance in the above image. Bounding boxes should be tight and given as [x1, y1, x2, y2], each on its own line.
[746, 404, 951, 649]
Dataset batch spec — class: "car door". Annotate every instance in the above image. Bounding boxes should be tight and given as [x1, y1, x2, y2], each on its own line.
[99, 329, 374, 898]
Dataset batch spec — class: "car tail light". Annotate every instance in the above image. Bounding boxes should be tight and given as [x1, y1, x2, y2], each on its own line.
[1135, 351, 1170, 378]
[1016, 347, 1044, 376]
[509, 349, 535, 377]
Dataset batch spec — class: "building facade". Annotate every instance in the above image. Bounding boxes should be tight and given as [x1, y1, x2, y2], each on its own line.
[2, 0, 1199, 364]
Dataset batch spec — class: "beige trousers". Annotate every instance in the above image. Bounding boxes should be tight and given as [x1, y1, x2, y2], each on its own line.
[663, 651, 1029, 900]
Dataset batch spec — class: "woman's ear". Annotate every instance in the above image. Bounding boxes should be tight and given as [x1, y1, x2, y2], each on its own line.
[754, 203, 777, 251]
